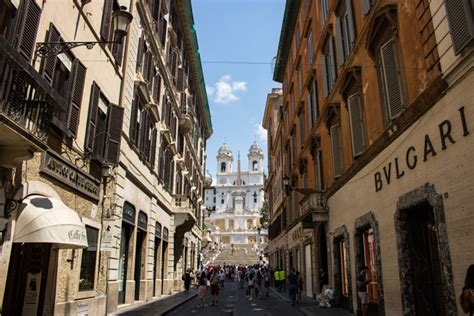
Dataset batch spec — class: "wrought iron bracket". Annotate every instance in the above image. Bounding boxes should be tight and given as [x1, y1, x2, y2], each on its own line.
[35, 41, 116, 58]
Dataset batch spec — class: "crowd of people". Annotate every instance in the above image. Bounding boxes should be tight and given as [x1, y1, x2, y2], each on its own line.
[182, 264, 306, 308]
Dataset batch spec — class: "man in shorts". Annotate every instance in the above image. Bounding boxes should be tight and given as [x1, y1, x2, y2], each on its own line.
[356, 266, 371, 316]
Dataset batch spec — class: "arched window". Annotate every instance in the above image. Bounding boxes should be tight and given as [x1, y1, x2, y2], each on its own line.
[252, 160, 258, 171]
[221, 162, 226, 172]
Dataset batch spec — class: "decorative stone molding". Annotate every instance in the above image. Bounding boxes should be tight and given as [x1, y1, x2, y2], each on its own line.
[394, 183, 457, 315]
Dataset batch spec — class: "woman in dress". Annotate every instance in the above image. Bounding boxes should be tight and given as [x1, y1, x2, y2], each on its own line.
[197, 271, 208, 307]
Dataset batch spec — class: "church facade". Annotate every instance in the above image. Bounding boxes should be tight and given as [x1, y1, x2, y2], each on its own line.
[204, 143, 268, 245]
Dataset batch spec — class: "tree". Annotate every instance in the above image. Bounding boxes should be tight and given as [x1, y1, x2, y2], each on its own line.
[260, 200, 269, 225]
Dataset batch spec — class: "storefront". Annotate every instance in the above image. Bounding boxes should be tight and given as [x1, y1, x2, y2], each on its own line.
[288, 223, 314, 298]
[327, 72, 474, 314]
[0, 150, 104, 315]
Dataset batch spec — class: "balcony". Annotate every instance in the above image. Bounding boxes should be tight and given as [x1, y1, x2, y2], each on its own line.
[300, 191, 328, 225]
[174, 194, 197, 232]
[179, 101, 194, 134]
[0, 37, 67, 167]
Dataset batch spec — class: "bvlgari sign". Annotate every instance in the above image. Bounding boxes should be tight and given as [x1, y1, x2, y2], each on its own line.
[40, 150, 100, 200]
[374, 107, 470, 192]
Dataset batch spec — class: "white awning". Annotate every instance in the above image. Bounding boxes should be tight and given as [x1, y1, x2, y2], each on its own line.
[14, 196, 88, 248]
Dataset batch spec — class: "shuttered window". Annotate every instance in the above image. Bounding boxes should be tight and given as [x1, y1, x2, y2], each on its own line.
[297, 63, 303, 96]
[67, 60, 87, 137]
[335, 0, 355, 67]
[444, 0, 474, 55]
[85, 82, 124, 166]
[308, 79, 319, 128]
[347, 93, 366, 157]
[130, 91, 157, 167]
[307, 30, 314, 65]
[378, 38, 404, 121]
[330, 123, 344, 177]
[42, 24, 60, 83]
[362, 0, 376, 17]
[299, 110, 305, 147]
[322, 38, 337, 97]
[16, 0, 41, 62]
[100, 0, 113, 41]
[314, 148, 324, 191]
[321, 0, 329, 24]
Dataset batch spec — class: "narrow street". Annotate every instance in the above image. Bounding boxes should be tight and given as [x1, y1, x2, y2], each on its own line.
[165, 281, 301, 316]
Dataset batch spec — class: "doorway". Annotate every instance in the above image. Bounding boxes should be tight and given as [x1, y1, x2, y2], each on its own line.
[406, 203, 446, 315]
[118, 223, 132, 305]
[161, 240, 168, 295]
[134, 229, 145, 301]
[318, 225, 328, 292]
[153, 237, 161, 297]
[3, 243, 53, 316]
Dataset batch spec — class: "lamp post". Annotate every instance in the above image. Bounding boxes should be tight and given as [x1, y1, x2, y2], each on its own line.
[35, 8, 133, 58]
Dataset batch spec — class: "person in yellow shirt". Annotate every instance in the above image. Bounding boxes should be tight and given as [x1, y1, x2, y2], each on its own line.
[280, 268, 286, 293]
[274, 267, 280, 291]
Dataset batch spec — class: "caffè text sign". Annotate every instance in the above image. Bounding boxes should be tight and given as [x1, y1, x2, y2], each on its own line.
[40, 150, 100, 200]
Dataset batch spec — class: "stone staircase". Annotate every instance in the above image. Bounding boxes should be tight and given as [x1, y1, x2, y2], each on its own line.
[210, 245, 263, 266]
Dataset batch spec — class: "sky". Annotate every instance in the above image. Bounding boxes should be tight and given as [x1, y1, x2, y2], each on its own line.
[192, 0, 285, 177]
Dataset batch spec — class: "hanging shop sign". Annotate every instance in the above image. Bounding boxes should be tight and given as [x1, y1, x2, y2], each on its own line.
[373, 106, 470, 192]
[40, 150, 100, 200]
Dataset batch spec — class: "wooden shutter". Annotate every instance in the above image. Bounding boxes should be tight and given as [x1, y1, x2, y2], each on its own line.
[150, 128, 157, 167]
[67, 60, 87, 137]
[345, 0, 355, 47]
[100, 0, 113, 41]
[152, 71, 161, 102]
[321, 56, 328, 97]
[328, 39, 337, 85]
[85, 82, 100, 151]
[362, 0, 372, 16]
[129, 95, 138, 143]
[143, 51, 151, 81]
[330, 124, 343, 177]
[347, 93, 365, 156]
[177, 67, 185, 92]
[105, 104, 124, 166]
[42, 24, 60, 83]
[335, 19, 344, 67]
[16, 0, 41, 61]
[445, 0, 474, 55]
[136, 36, 145, 72]
[380, 39, 404, 119]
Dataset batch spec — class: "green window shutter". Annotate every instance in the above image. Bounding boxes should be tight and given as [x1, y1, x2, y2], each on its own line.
[335, 18, 345, 67]
[100, 0, 113, 41]
[67, 59, 87, 138]
[330, 123, 343, 177]
[380, 39, 404, 120]
[85, 82, 100, 151]
[42, 24, 60, 83]
[16, 0, 41, 62]
[444, 0, 474, 55]
[347, 93, 365, 156]
[105, 104, 124, 166]
[346, 0, 355, 47]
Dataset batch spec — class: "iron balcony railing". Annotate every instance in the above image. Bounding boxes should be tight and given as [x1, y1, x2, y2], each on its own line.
[0, 36, 66, 144]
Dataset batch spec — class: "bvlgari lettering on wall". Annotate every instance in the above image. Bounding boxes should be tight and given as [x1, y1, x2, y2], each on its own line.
[374, 107, 470, 192]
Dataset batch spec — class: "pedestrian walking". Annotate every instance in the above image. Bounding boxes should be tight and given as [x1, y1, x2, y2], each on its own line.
[280, 268, 287, 293]
[296, 271, 303, 304]
[356, 266, 371, 316]
[219, 269, 226, 288]
[182, 269, 192, 294]
[197, 271, 208, 307]
[274, 267, 280, 291]
[287, 269, 298, 305]
[210, 269, 220, 306]
[460, 264, 474, 315]
[247, 272, 255, 301]
[264, 269, 271, 297]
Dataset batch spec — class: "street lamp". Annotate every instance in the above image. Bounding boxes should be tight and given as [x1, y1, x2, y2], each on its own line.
[35, 8, 133, 58]
[282, 175, 324, 195]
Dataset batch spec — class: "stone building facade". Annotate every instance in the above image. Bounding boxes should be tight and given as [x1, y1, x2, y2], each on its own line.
[0, 0, 212, 315]
[269, 0, 473, 314]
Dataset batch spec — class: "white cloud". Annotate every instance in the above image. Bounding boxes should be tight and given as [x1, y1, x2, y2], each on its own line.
[208, 75, 247, 104]
[255, 124, 267, 143]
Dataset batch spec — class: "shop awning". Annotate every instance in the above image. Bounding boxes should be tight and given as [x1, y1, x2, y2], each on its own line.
[13, 196, 88, 248]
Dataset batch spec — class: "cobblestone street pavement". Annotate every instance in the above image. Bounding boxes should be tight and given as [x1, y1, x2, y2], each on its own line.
[165, 281, 303, 316]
